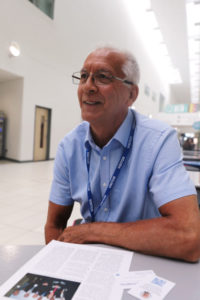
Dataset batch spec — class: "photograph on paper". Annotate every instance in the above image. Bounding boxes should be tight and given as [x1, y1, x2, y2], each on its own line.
[4, 272, 80, 300]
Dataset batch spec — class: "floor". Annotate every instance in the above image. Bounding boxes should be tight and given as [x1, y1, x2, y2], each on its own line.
[0, 160, 81, 245]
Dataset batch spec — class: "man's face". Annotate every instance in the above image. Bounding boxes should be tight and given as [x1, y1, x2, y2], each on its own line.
[78, 50, 135, 128]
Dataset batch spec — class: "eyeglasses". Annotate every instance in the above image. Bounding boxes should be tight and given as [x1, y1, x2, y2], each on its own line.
[72, 71, 134, 86]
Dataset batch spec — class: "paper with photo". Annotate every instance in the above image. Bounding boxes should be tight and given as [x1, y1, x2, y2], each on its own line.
[114, 270, 155, 289]
[128, 275, 175, 300]
[0, 240, 133, 300]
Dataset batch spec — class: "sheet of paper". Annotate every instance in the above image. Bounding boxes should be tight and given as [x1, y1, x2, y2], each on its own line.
[128, 275, 175, 300]
[0, 240, 133, 300]
[114, 270, 155, 289]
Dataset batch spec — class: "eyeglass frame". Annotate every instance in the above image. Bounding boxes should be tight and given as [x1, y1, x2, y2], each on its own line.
[72, 71, 134, 86]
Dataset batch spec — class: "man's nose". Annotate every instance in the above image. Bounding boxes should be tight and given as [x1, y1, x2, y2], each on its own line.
[84, 74, 98, 93]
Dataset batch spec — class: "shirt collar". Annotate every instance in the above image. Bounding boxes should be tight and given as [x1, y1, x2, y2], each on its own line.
[84, 108, 134, 149]
[85, 125, 96, 150]
[113, 108, 134, 148]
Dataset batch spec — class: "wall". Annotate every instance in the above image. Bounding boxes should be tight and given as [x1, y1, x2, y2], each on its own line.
[0, 0, 169, 161]
[0, 79, 23, 159]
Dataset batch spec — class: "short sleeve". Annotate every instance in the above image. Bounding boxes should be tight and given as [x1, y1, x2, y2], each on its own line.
[49, 141, 73, 206]
[149, 128, 196, 208]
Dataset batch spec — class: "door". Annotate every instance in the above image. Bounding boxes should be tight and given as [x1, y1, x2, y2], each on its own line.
[34, 106, 50, 161]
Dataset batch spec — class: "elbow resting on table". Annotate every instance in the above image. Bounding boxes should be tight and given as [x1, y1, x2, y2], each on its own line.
[181, 228, 200, 262]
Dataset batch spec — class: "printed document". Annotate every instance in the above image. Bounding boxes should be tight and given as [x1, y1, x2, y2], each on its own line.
[114, 270, 175, 299]
[114, 270, 156, 289]
[0, 240, 133, 300]
[128, 274, 175, 300]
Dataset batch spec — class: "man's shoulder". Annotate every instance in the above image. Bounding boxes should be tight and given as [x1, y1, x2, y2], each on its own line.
[61, 121, 89, 145]
[134, 110, 171, 134]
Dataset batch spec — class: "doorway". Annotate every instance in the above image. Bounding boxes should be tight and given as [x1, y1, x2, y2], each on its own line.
[33, 106, 51, 161]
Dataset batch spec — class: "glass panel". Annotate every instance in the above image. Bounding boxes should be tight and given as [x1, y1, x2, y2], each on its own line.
[28, 0, 54, 19]
[40, 116, 45, 148]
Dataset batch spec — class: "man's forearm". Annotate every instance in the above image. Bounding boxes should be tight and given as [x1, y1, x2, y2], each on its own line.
[86, 219, 197, 261]
[58, 215, 200, 262]
[45, 224, 64, 244]
[55, 196, 200, 262]
[45, 201, 73, 244]
[87, 196, 200, 262]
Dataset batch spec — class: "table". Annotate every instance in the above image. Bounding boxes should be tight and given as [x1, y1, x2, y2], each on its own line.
[0, 245, 199, 299]
[183, 160, 200, 169]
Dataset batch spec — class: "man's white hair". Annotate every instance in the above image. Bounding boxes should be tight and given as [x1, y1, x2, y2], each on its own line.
[122, 51, 140, 85]
[93, 46, 140, 85]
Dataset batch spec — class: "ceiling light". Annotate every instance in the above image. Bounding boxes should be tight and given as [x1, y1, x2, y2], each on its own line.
[186, 0, 200, 103]
[124, 0, 182, 85]
[9, 41, 21, 57]
[159, 44, 169, 56]
[153, 29, 164, 43]
[144, 0, 151, 10]
[146, 10, 159, 29]
[168, 68, 182, 84]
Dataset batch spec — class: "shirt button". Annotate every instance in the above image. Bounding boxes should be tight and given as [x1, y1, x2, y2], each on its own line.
[103, 156, 107, 160]
[104, 208, 108, 212]
[103, 182, 107, 187]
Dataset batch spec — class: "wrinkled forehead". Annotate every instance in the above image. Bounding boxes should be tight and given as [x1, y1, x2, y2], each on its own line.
[82, 49, 126, 76]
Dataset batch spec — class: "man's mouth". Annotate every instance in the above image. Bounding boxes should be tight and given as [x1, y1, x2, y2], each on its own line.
[83, 101, 101, 105]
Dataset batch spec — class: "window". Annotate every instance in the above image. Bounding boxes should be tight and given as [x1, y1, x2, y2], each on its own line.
[28, 0, 54, 19]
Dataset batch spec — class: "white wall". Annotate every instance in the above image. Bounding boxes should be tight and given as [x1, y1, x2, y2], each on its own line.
[0, 0, 169, 161]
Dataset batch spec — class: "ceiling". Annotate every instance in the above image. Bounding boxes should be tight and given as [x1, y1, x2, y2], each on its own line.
[152, 0, 199, 104]
[0, 0, 198, 105]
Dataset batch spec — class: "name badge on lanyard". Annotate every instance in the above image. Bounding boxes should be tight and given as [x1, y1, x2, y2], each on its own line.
[86, 111, 136, 222]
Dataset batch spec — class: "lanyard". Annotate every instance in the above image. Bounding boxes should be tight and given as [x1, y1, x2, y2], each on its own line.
[86, 111, 135, 222]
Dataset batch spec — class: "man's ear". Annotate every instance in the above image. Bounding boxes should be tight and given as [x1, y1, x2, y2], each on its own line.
[128, 85, 139, 106]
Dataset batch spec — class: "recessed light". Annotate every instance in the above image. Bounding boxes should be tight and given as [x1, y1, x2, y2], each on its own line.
[9, 42, 21, 57]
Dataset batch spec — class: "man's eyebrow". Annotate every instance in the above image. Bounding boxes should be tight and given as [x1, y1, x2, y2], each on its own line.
[97, 69, 113, 73]
[80, 68, 113, 73]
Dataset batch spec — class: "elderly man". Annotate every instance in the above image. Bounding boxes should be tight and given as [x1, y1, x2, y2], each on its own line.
[45, 47, 200, 262]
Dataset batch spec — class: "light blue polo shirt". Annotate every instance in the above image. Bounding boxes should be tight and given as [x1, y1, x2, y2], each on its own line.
[49, 109, 196, 223]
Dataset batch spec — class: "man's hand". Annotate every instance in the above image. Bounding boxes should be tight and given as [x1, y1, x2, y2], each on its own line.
[58, 223, 92, 244]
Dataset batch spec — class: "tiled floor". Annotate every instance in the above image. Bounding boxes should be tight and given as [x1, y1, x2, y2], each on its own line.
[0, 160, 81, 245]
